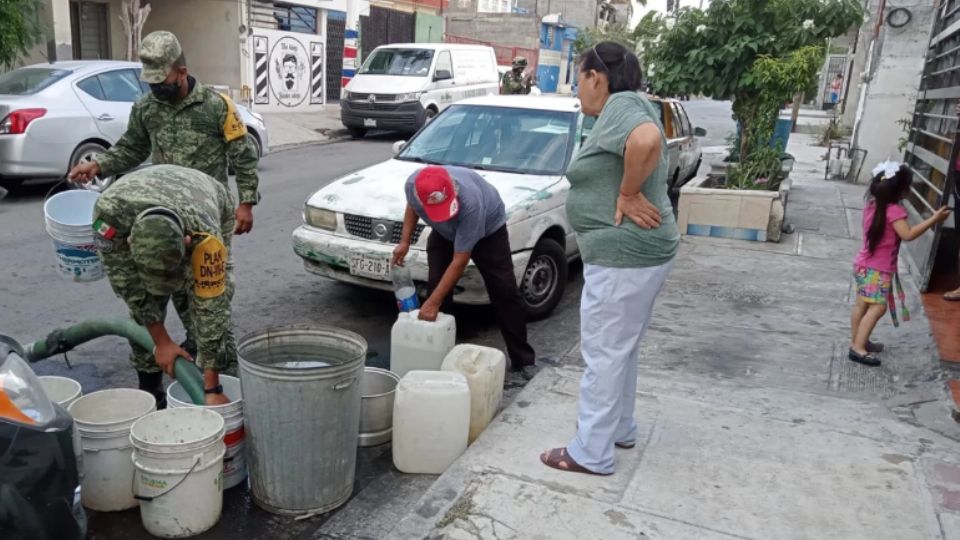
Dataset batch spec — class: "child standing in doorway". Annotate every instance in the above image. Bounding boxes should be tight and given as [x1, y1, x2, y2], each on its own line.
[850, 161, 951, 366]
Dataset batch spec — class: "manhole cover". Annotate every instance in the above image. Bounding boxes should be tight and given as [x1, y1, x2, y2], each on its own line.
[827, 342, 896, 397]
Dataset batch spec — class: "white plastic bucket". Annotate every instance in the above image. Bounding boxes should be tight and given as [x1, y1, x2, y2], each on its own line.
[167, 375, 246, 489]
[131, 408, 226, 538]
[43, 190, 104, 282]
[39, 376, 82, 408]
[40, 376, 84, 473]
[68, 389, 156, 512]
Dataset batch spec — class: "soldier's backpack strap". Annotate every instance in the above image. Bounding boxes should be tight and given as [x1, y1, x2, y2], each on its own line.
[217, 93, 248, 143]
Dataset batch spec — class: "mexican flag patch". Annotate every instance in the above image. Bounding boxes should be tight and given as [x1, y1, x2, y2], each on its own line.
[93, 219, 116, 239]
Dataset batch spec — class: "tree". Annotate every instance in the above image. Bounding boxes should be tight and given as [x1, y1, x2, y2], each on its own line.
[641, 0, 862, 168]
[120, 0, 151, 61]
[574, 24, 639, 55]
[0, 0, 46, 70]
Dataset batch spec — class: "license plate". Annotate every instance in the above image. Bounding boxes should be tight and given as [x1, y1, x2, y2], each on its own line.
[364, 118, 377, 128]
[349, 254, 388, 279]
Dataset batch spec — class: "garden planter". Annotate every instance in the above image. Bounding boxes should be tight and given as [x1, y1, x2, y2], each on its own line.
[677, 176, 792, 243]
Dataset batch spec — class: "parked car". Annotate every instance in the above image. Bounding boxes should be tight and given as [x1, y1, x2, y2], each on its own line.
[341, 43, 500, 139]
[297, 95, 583, 318]
[583, 95, 705, 195]
[0, 60, 269, 191]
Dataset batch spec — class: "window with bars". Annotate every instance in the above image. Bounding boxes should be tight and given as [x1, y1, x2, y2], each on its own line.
[273, 2, 317, 34]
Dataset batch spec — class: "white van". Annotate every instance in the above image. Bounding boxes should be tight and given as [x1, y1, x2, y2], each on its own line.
[341, 43, 500, 138]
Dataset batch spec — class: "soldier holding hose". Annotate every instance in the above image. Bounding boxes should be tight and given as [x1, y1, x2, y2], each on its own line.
[92, 165, 236, 407]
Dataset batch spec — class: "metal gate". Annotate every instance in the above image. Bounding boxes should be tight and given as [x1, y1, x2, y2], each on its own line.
[822, 55, 847, 107]
[360, 7, 415, 63]
[903, 0, 960, 291]
[327, 11, 346, 101]
[70, 1, 110, 60]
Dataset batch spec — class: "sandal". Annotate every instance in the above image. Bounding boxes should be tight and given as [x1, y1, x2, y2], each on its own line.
[848, 348, 881, 367]
[867, 341, 884, 353]
[945, 290, 960, 301]
[540, 447, 611, 476]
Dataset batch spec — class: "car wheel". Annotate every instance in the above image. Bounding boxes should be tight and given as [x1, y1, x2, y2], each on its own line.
[68, 142, 114, 192]
[521, 238, 568, 320]
[425, 107, 438, 123]
[246, 132, 263, 158]
[348, 127, 367, 140]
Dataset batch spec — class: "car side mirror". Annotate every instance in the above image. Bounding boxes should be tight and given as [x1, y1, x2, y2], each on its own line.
[694, 127, 707, 137]
[434, 69, 452, 81]
[392, 141, 406, 155]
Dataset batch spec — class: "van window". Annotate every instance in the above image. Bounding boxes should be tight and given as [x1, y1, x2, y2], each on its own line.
[360, 48, 434, 77]
[436, 51, 453, 78]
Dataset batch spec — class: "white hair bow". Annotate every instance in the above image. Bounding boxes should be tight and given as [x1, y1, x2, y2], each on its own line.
[872, 160, 902, 180]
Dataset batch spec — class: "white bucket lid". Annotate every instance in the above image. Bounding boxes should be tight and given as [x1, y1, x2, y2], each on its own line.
[131, 408, 225, 454]
[68, 388, 157, 433]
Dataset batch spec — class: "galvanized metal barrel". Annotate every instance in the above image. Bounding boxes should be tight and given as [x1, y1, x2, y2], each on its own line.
[238, 326, 366, 515]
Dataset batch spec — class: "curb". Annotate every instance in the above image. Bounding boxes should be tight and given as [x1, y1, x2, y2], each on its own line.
[270, 132, 351, 153]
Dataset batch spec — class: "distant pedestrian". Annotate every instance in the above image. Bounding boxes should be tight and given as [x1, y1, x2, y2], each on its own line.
[830, 73, 844, 104]
[540, 41, 678, 476]
[849, 161, 950, 366]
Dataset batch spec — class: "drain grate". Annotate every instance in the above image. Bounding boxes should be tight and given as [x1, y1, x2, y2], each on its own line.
[827, 342, 896, 397]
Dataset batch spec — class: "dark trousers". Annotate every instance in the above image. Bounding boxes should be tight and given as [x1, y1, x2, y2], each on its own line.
[427, 226, 536, 369]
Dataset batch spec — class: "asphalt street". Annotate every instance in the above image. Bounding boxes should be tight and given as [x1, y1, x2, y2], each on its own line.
[0, 99, 735, 539]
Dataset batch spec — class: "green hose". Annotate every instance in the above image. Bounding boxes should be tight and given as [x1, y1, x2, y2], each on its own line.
[23, 317, 206, 405]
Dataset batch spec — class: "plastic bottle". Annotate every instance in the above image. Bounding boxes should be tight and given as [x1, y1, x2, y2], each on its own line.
[392, 265, 420, 312]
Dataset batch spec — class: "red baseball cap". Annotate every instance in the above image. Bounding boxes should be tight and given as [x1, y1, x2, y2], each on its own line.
[414, 166, 459, 222]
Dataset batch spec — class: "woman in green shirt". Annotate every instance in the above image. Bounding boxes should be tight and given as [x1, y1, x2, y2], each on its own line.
[541, 42, 679, 476]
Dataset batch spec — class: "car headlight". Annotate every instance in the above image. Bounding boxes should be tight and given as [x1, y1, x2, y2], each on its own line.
[397, 92, 421, 103]
[0, 346, 56, 426]
[304, 206, 337, 230]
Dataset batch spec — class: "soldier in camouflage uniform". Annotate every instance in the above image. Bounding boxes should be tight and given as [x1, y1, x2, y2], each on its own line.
[93, 164, 236, 407]
[501, 56, 536, 95]
[69, 30, 259, 366]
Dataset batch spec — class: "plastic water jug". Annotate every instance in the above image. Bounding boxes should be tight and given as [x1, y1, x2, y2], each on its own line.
[391, 266, 419, 312]
[392, 371, 470, 474]
[390, 310, 456, 377]
[441, 345, 506, 444]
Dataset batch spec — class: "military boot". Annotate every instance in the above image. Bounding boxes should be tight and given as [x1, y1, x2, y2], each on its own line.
[137, 370, 167, 410]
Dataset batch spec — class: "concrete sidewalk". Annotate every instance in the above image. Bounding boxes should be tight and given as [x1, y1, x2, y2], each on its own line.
[381, 134, 960, 540]
[261, 103, 348, 151]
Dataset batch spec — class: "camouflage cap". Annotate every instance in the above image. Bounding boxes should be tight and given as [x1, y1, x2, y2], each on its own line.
[512, 56, 528, 68]
[140, 31, 182, 84]
[129, 213, 186, 295]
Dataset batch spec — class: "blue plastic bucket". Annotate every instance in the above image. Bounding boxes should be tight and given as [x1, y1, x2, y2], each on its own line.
[43, 190, 104, 282]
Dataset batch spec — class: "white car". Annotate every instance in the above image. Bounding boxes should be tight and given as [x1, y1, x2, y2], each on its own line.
[295, 95, 584, 318]
[0, 60, 268, 190]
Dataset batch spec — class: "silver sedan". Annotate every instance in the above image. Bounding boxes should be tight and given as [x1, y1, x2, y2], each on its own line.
[0, 60, 269, 191]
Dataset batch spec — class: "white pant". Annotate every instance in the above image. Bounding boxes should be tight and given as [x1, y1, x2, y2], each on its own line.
[567, 261, 673, 474]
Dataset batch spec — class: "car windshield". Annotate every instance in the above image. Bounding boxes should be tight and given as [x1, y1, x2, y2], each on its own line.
[399, 105, 576, 176]
[0, 67, 72, 95]
[359, 49, 434, 76]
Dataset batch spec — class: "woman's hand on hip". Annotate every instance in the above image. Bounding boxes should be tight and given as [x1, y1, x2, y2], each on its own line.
[615, 192, 662, 229]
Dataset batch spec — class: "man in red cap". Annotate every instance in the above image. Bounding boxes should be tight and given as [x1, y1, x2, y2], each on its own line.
[392, 166, 536, 378]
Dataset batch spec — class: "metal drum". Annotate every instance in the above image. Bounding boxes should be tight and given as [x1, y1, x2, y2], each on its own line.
[238, 326, 366, 515]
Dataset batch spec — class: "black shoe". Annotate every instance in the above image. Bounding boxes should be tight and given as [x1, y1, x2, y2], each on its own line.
[866, 341, 884, 353]
[510, 365, 537, 381]
[137, 370, 167, 410]
[848, 348, 881, 367]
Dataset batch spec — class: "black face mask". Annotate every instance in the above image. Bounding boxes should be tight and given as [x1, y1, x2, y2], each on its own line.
[150, 79, 181, 101]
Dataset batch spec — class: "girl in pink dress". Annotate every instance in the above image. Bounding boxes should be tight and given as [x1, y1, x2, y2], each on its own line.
[850, 161, 951, 366]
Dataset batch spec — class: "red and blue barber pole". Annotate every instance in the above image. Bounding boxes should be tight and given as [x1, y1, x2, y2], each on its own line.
[342, 29, 358, 89]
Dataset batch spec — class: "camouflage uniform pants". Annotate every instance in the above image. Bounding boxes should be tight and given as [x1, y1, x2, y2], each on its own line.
[128, 279, 238, 375]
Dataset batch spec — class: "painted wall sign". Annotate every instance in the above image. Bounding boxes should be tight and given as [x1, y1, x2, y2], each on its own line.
[251, 28, 326, 112]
